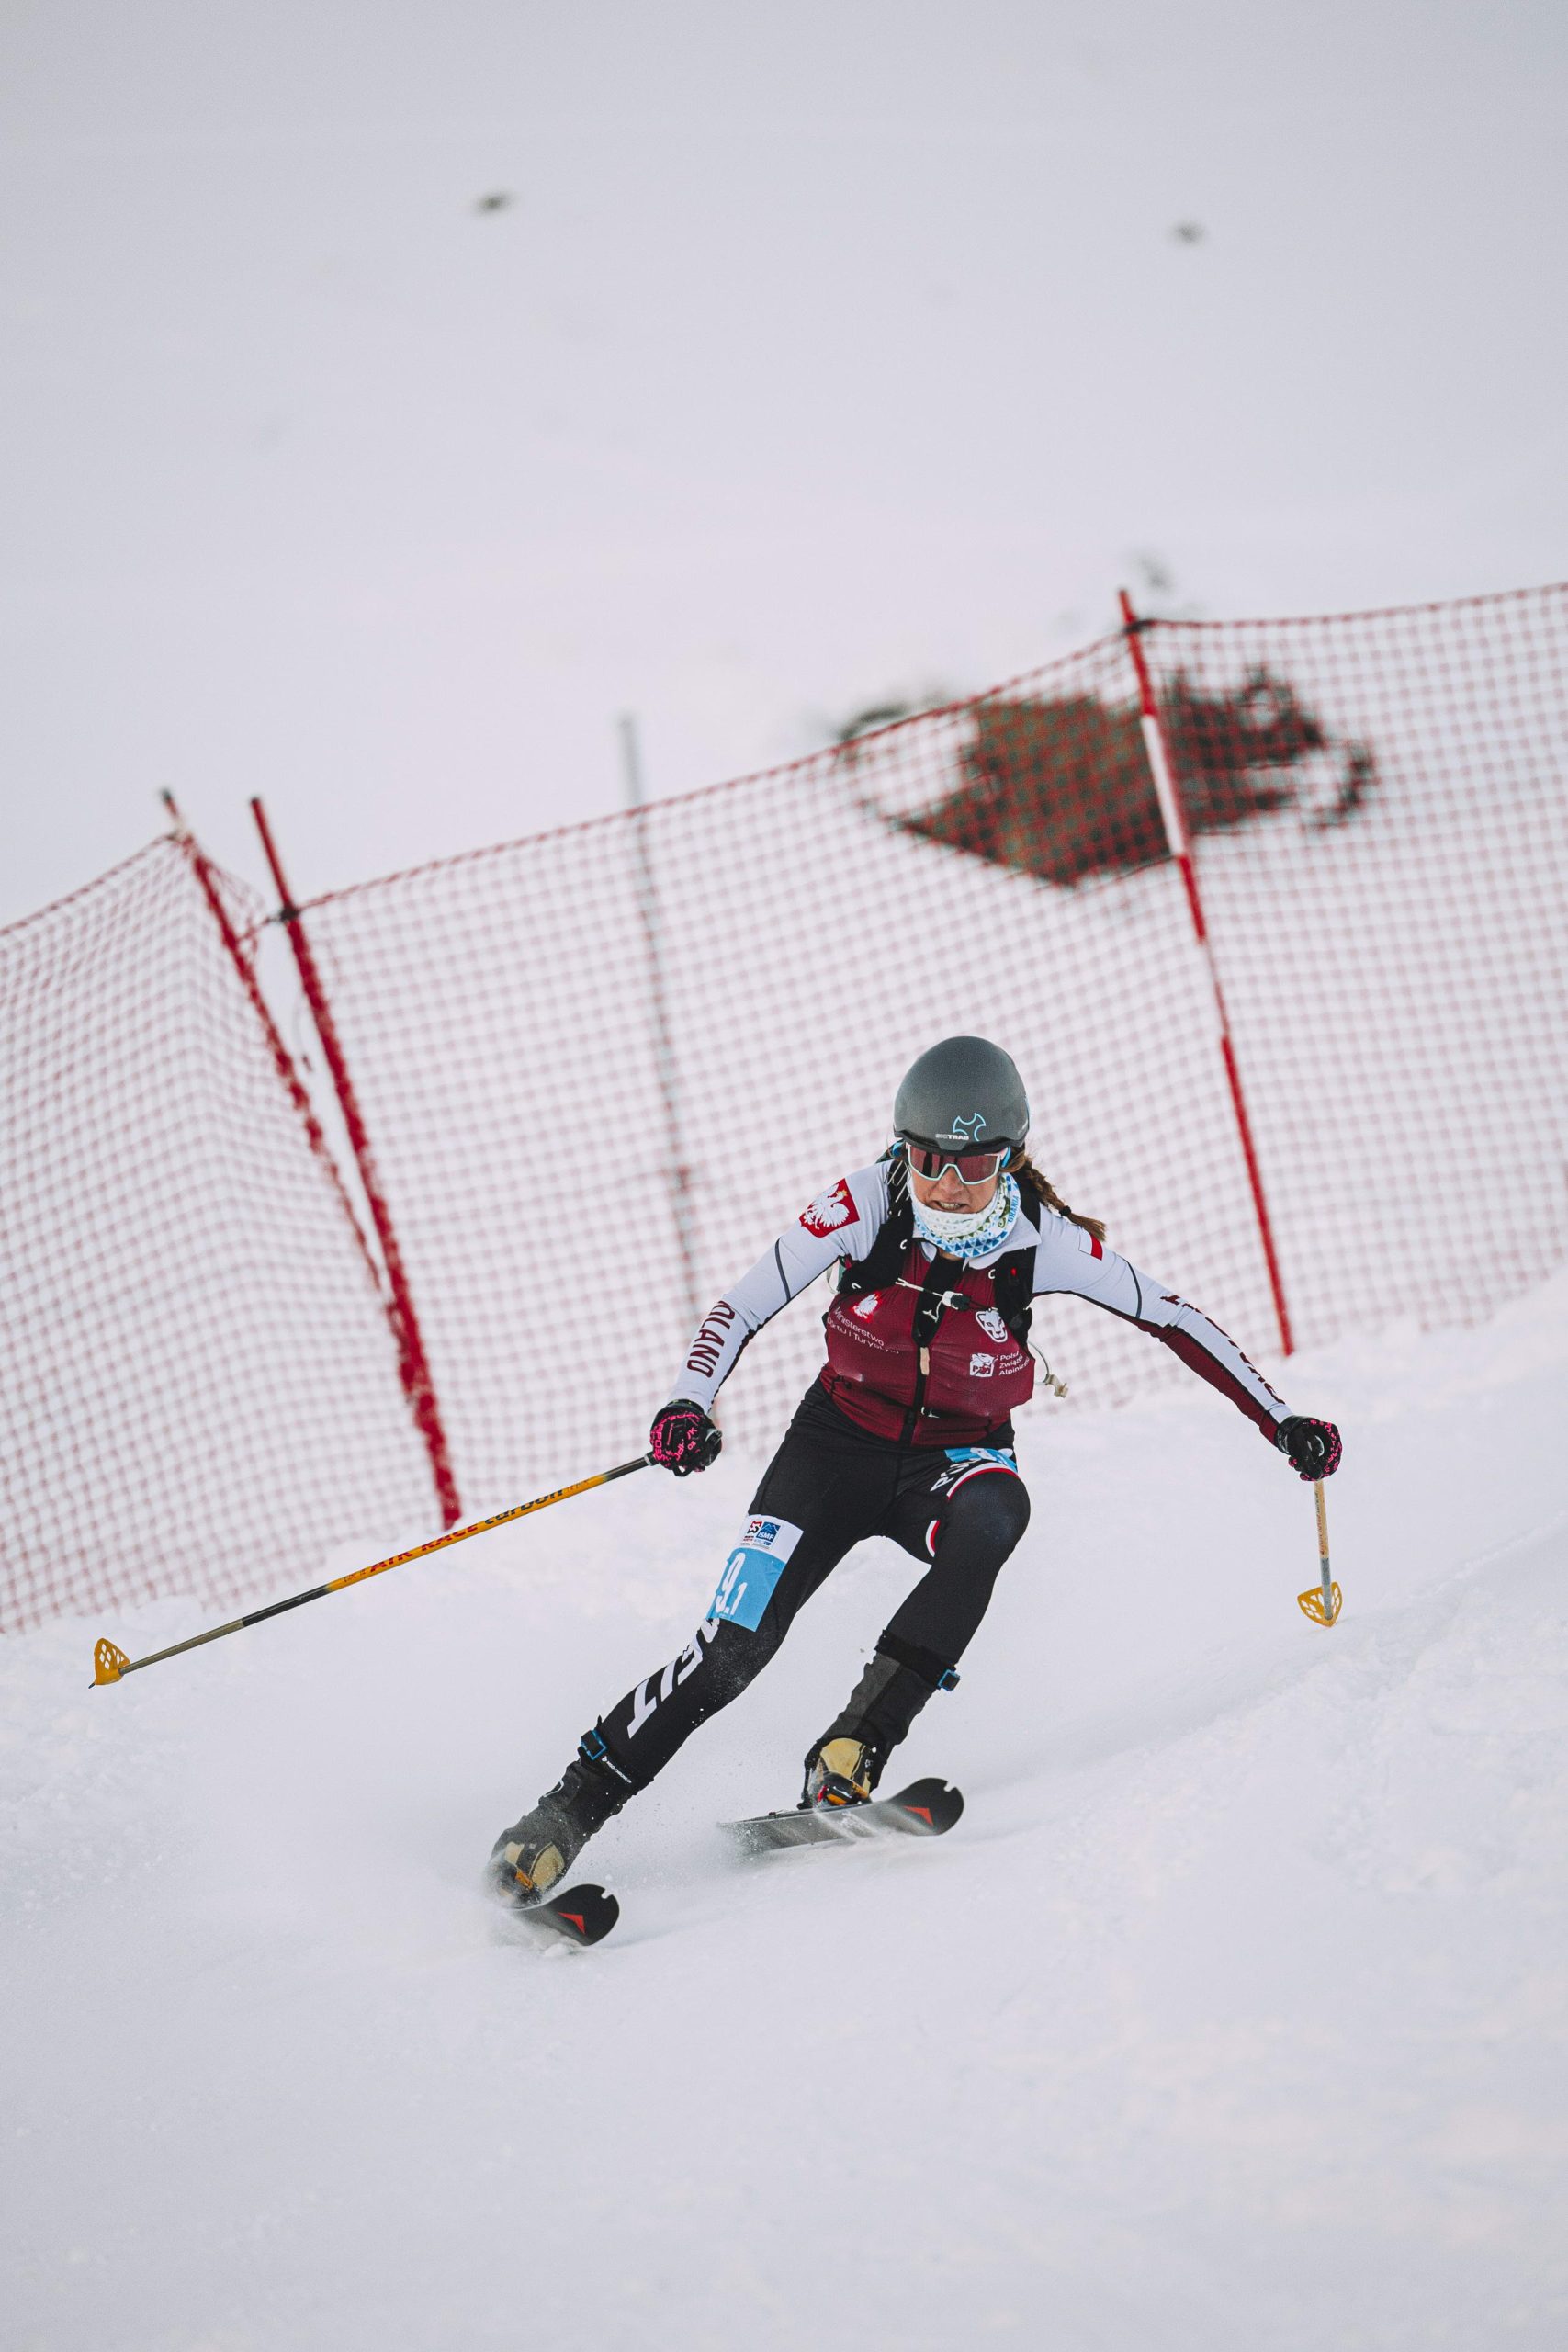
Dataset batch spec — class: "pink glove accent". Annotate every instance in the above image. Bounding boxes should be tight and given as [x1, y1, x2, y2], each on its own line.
[1275, 1415, 1342, 1480]
[649, 1399, 721, 1476]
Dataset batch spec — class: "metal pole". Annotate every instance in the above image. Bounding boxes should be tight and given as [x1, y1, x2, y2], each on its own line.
[1119, 592, 1296, 1358]
[619, 716, 703, 1343]
[249, 796, 462, 1527]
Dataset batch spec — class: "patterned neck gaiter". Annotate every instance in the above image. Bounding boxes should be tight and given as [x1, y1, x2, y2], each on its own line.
[909, 1172, 1021, 1262]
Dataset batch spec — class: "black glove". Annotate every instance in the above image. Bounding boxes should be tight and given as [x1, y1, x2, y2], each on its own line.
[649, 1398, 722, 1477]
[1275, 1415, 1342, 1481]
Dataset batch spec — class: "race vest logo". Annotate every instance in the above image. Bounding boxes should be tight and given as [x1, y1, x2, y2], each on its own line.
[975, 1306, 1010, 1343]
[968, 1352, 996, 1377]
[799, 1177, 856, 1238]
[709, 1514, 804, 1632]
[852, 1292, 879, 1320]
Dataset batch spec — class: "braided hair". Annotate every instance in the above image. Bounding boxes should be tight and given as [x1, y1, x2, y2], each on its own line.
[1010, 1151, 1106, 1247]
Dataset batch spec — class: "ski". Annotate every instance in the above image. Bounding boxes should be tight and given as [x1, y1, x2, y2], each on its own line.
[499, 1881, 620, 1948]
[722, 1775, 964, 1860]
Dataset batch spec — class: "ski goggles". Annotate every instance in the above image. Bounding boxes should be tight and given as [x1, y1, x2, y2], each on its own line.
[902, 1139, 1012, 1183]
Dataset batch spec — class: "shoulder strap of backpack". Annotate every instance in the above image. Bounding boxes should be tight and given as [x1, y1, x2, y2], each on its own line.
[987, 1174, 1049, 1342]
[990, 1247, 1036, 1342]
[836, 1150, 914, 1297]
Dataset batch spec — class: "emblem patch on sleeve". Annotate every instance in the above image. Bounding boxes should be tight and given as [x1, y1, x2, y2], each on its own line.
[799, 1178, 857, 1238]
[708, 1514, 805, 1632]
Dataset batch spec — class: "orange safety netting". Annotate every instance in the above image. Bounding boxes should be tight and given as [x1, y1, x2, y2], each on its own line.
[293, 586, 1568, 1509]
[4, 585, 1565, 1631]
[0, 842, 434, 1631]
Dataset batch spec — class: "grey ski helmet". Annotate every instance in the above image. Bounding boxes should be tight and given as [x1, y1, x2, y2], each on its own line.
[894, 1036, 1030, 1156]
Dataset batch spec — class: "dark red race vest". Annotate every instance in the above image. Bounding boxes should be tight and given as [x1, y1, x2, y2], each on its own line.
[819, 1239, 1035, 1445]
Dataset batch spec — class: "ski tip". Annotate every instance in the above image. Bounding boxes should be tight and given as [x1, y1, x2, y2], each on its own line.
[883, 1777, 964, 1834]
[491, 1877, 620, 1948]
[540, 1883, 620, 1946]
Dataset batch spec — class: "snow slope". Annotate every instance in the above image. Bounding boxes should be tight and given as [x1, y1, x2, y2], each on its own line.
[5, 1275, 1566, 2349]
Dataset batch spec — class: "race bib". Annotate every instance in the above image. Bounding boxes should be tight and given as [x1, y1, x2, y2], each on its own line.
[708, 1514, 805, 1632]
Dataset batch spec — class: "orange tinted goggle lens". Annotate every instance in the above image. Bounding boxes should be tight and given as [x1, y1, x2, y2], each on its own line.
[906, 1144, 1009, 1182]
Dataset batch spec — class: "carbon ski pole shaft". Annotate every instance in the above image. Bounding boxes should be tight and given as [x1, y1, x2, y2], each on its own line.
[92, 1453, 652, 1688]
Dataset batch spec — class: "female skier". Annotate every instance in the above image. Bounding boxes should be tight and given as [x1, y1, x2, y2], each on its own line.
[488, 1036, 1341, 1903]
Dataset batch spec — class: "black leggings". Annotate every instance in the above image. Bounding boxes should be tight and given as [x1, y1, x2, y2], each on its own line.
[594, 1386, 1032, 1789]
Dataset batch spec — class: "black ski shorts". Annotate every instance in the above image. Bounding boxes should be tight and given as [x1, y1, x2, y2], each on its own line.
[594, 1384, 1031, 1787]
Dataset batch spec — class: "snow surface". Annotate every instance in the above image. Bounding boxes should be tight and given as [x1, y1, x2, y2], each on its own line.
[5, 1275, 1566, 2348]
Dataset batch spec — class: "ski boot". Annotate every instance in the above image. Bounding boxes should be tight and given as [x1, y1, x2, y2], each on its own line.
[800, 1736, 883, 1811]
[486, 1739, 632, 1907]
[801, 1642, 958, 1811]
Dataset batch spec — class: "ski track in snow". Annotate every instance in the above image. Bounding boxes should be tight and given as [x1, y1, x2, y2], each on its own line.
[4, 1277, 1567, 2349]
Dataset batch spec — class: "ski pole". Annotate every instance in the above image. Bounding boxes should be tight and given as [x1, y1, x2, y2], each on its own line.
[91, 1453, 653, 1688]
[1296, 1479, 1342, 1626]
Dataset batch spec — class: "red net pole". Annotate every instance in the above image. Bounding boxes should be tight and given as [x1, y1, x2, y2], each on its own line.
[162, 795, 386, 1298]
[1119, 589, 1297, 1357]
[250, 796, 462, 1527]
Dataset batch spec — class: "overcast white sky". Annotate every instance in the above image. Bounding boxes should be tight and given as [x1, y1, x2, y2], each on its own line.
[3, 1, 1564, 923]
